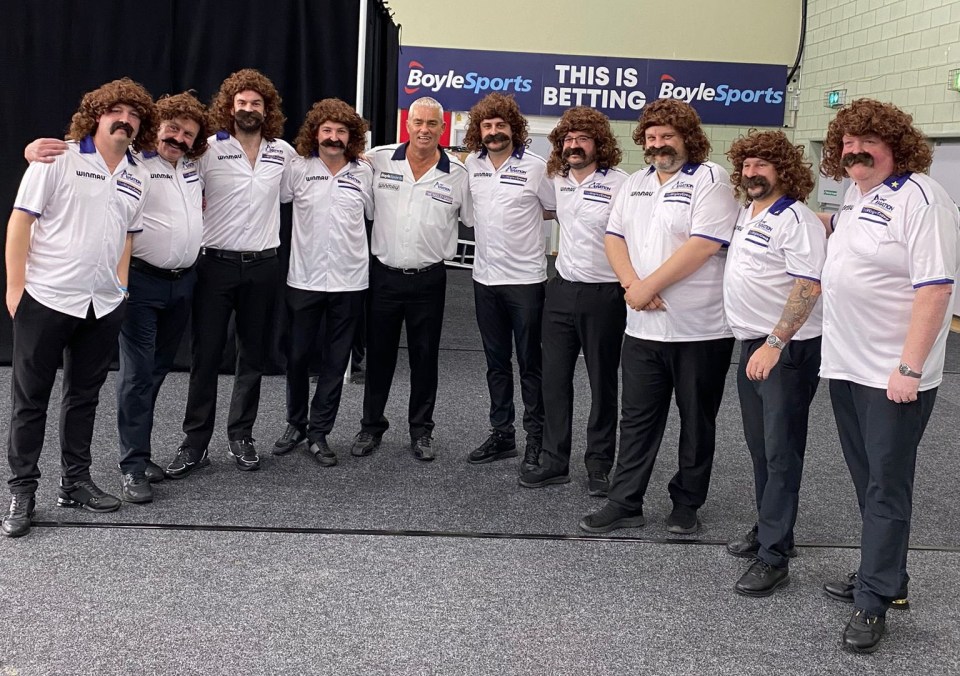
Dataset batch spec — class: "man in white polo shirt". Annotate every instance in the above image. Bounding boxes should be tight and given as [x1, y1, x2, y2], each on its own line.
[462, 93, 555, 470]
[169, 68, 297, 476]
[518, 107, 628, 496]
[350, 96, 470, 462]
[817, 99, 958, 654]
[2, 78, 156, 538]
[272, 98, 373, 467]
[580, 99, 738, 535]
[722, 130, 826, 597]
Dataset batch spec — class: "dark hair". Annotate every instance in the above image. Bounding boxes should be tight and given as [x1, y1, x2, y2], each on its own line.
[209, 68, 285, 140]
[546, 107, 622, 177]
[155, 91, 209, 159]
[294, 98, 368, 161]
[820, 98, 932, 179]
[727, 129, 814, 202]
[67, 77, 158, 153]
[631, 99, 710, 164]
[463, 93, 529, 153]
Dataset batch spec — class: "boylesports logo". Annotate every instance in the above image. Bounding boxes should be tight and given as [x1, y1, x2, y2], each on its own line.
[657, 74, 783, 107]
[404, 60, 533, 96]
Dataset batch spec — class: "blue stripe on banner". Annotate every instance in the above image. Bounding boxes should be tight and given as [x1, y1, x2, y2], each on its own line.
[117, 187, 140, 200]
[663, 199, 692, 205]
[745, 240, 769, 249]
[338, 183, 363, 193]
[583, 197, 609, 204]
[857, 217, 888, 226]
[261, 159, 284, 166]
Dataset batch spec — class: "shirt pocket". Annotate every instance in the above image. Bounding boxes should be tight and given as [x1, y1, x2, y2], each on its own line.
[848, 217, 888, 257]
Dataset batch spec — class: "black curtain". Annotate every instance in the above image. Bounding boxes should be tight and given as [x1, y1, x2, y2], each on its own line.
[0, 0, 399, 369]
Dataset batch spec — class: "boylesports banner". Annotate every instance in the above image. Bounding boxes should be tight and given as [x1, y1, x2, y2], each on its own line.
[399, 46, 787, 127]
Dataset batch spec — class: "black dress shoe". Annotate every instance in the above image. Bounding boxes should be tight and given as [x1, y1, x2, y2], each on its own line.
[165, 445, 210, 479]
[273, 424, 307, 455]
[306, 437, 337, 467]
[144, 461, 165, 483]
[734, 559, 790, 597]
[842, 609, 886, 653]
[1, 493, 36, 538]
[467, 430, 517, 464]
[228, 438, 260, 471]
[120, 472, 153, 503]
[579, 502, 645, 534]
[665, 503, 699, 534]
[57, 479, 121, 513]
[726, 525, 798, 559]
[411, 434, 435, 461]
[350, 431, 381, 457]
[519, 438, 541, 474]
[518, 466, 570, 488]
[823, 571, 909, 610]
[587, 471, 609, 497]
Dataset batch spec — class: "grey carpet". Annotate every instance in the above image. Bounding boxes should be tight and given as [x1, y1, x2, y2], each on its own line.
[0, 528, 957, 675]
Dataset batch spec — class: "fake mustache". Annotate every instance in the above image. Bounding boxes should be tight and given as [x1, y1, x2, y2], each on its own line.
[742, 176, 771, 191]
[320, 139, 346, 149]
[562, 147, 585, 160]
[841, 152, 874, 168]
[110, 121, 135, 137]
[161, 137, 191, 153]
[234, 109, 264, 127]
[644, 145, 677, 161]
[482, 133, 510, 145]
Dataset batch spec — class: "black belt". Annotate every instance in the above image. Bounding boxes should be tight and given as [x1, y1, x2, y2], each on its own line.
[376, 258, 444, 275]
[130, 257, 194, 281]
[201, 247, 278, 262]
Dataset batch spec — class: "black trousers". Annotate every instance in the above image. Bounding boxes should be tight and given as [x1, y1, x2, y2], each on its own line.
[737, 336, 821, 568]
[608, 335, 734, 512]
[7, 293, 125, 494]
[117, 266, 196, 473]
[540, 276, 625, 475]
[182, 253, 278, 449]
[361, 259, 446, 439]
[829, 379, 937, 615]
[285, 286, 363, 441]
[473, 281, 545, 440]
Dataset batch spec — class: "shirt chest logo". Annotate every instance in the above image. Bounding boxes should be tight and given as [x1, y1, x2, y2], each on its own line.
[260, 144, 285, 166]
[117, 169, 143, 200]
[379, 171, 403, 182]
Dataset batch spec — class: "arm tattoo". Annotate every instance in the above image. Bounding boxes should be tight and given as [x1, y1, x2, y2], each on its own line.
[773, 278, 822, 341]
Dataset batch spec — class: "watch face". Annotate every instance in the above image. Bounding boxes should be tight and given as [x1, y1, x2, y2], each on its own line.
[899, 364, 908, 375]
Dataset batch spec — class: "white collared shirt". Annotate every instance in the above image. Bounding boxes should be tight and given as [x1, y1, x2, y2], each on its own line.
[13, 136, 148, 319]
[368, 142, 470, 269]
[133, 151, 203, 269]
[606, 161, 738, 341]
[466, 146, 556, 285]
[723, 196, 826, 341]
[553, 167, 628, 283]
[820, 172, 960, 390]
[282, 155, 374, 292]
[197, 131, 296, 251]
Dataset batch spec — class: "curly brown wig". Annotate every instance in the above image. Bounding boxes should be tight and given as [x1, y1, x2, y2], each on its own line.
[546, 107, 622, 177]
[209, 68, 285, 140]
[66, 77, 158, 153]
[293, 98, 368, 161]
[463, 93, 529, 153]
[155, 91, 209, 159]
[631, 99, 710, 164]
[820, 98, 932, 180]
[727, 130, 814, 202]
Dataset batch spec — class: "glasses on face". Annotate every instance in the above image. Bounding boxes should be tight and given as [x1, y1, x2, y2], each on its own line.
[562, 135, 592, 145]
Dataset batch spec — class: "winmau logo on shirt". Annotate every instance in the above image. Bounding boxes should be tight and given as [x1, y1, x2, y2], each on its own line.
[76, 171, 106, 181]
[218, 153, 242, 160]
[151, 172, 174, 180]
[306, 175, 330, 182]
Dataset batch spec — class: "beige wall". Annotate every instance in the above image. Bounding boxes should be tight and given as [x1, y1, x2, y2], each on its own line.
[387, 0, 803, 172]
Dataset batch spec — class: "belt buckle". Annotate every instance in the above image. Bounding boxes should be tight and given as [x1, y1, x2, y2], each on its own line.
[402, 267, 416, 275]
[240, 251, 256, 263]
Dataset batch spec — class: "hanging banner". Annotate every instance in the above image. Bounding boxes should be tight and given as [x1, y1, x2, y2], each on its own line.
[398, 46, 787, 127]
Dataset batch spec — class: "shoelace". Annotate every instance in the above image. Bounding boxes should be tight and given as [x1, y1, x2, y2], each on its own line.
[70, 480, 106, 498]
[280, 427, 299, 442]
[417, 436, 432, 448]
[9, 494, 33, 514]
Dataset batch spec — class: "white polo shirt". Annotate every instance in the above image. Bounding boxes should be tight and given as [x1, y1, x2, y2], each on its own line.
[606, 162, 738, 341]
[134, 151, 203, 269]
[368, 142, 470, 269]
[197, 131, 296, 251]
[723, 196, 826, 341]
[13, 136, 148, 319]
[282, 155, 374, 292]
[466, 146, 556, 286]
[553, 167, 628, 283]
[820, 172, 960, 390]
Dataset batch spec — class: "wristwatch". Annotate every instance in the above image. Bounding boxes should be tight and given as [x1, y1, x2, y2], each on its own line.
[898, 362, 922, 378]
[766, 334, 786, 350]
